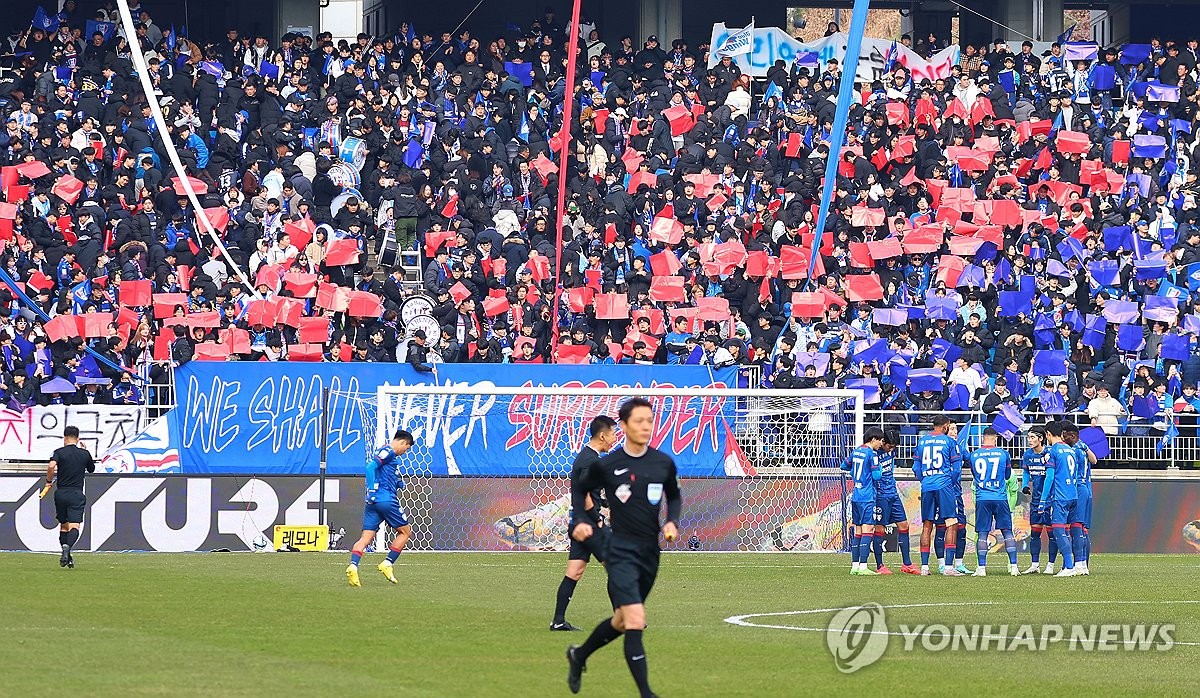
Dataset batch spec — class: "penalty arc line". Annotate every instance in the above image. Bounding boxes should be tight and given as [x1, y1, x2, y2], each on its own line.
[724, 601, 1200, 646]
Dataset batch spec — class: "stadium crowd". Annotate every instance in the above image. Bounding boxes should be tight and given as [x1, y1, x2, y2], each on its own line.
[0, 3, 1197, 450]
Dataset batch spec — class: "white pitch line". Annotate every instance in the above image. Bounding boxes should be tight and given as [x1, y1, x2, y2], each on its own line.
[725, 601, 1200, 645]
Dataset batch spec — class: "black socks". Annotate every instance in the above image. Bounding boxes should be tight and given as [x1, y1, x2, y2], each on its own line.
[553, 576, 578, 622]
[577, 617, 622, 661]
[624, 629, 652, 697]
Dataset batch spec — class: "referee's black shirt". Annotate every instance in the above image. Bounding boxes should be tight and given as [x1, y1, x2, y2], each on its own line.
[568, 445, 605, 526]
[52, 444, 95, 489]
[572, 445, 681, 544]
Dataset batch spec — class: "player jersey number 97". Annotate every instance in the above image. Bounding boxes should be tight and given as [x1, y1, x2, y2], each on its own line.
[972, 453, 1004, 485]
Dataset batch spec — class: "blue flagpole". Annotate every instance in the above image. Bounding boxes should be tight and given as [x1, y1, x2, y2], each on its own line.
[808, 0, 871, 287]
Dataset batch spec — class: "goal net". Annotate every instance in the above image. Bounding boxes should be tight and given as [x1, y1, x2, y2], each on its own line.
[332, 386, 864, 553]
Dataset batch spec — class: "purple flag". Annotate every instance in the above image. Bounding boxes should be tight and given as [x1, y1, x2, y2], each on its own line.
[907, 368, 944, 393]
[1144, 296, 1179, 323]
[1102, 300, 1140, 324]
[1079, 426, 1111, 459]
[1161, 333, 1191, 361]
[872, 308, 907, 326]
[1116, 324, 1146, 352]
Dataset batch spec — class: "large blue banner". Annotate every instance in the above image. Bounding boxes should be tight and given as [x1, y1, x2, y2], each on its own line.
[167, 364, 741, 477]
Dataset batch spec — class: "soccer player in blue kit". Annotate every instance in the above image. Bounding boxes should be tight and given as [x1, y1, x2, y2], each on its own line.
[914, 415, 963, 576]
[870, 429, 919, 574]
[1040, 422, 1083, 577]
[346, 429, 415, 587]
[968, 428, 1020, 576]
[1063, 422, 1097, 575]
[844, 427, 886, 575]
[1020, 427, 1057, 574]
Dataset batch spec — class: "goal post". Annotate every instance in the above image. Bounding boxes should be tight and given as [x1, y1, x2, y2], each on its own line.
[332, 385, 865, 552]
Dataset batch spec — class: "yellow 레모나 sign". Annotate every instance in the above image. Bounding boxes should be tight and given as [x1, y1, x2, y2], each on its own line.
[272, 525, 329, 551]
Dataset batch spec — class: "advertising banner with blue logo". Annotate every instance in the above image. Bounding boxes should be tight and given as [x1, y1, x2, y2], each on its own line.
[162, 364, 741, 477]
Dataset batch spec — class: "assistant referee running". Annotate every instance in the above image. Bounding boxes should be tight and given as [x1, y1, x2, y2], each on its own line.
[44, 426, 95, 568]
[566, 397, 681, 698]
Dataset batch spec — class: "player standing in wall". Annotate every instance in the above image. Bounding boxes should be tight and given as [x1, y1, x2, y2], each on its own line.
[551, 415, 618, 631]
[871, 428, 919, 574]
[566, 398, 681, 698]
[43, 426, 95, 568]
[1040, 421, 1083, 577]
[968, 428, 1020, 576]
[1063, 423, 1097, 575]
[346, 430, 415, 587]
[842, 427, 886, 575]
[1021, 427, 1058, 574]
[914, 415, 964, 576]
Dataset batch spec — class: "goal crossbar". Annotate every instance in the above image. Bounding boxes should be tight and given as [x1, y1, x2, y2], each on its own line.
[373, 385, 866, 447]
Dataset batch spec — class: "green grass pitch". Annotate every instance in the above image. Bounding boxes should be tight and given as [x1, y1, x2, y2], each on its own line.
[2, 553, 1198, 697]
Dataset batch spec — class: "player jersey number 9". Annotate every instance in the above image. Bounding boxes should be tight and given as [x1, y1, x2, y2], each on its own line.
[1062, 450, 1077, 484]
[921, 445, 944, 474]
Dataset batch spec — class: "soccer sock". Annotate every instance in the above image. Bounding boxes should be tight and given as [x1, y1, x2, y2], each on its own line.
[1052, 525, 1074, 569]
[1003, 530, 1018, 565]
[624, 629, 653, 698]
[934, 525, 946, 559]
[1081, 527, 1090, 563]
[1029, 525, 1042, 563]
[859, 532, 874, 564]
[976, 537, 988, 567]
[898, 530, 912, 566]
[920, 545, 930, 567]
[955, 526, 967, 564]
[59, 531, 67, 545]
[349, 548, 363, 567]
[872, 532, 884, 568]
[578, 618, 622, 662]
[1070, 524, 1085, 565]
[943, 541, 955, 569]
[851, 533, 862, 565]
[65, 529, 79, 551]
[553, 576, 578, 622]
[385, 544, 403, 564]
[1048, 535, 1059, 565]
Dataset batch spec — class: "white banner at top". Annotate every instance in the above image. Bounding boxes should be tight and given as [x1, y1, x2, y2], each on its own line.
[715, 21, 754, 57]
[707, 25, 960, 83]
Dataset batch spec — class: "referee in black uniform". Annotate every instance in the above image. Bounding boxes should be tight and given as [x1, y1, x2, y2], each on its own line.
[551, 415, 617, 631]
[566, 398, 681, 698]
[43, 426, 95, 568]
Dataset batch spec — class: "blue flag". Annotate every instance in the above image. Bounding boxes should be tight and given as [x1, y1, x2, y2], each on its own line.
[31, 6, 58, 32]
[992, 402, 1026, 440]
[85, 20, 116, 42]
[258, 61, 280, 81]
[70, 280, 91, 313]
[1057, 24, 1076, 44]
[199, 61, 224, 78]
[762, 80, 782, 102]
[883, 40, 898, 73]
[505, 61, 534, 87]
[402, 138, 424, 168]
[167, 25, 176, 51]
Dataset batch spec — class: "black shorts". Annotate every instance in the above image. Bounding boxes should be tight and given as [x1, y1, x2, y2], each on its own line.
[606, 535, 660, 609]
[54, 488, 86, 524]
[568, 525, 611, 563]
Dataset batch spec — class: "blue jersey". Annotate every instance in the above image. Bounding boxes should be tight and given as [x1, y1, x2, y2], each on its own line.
[875, 448, 899, 498]
[1074, 442, 1092, 494]
[1021, 448, 1049, 502]
[914, 434, 959, 491]
[365, 445, 404, 502]
[1041, 442, 1080, 502]
[969, 447, 1012, 501]
[847, 445, 881, 503]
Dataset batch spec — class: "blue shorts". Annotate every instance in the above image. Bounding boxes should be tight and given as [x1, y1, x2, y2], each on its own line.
[1051, 498, 1078, 527]
[920, 488, 957, 522]
[1029, 497, 1050, 527]
[363, 498, 410, 531]
[975, 499, 1013, 534]
[952, 484, 966, 521]
[1074, 491, 1092, 528]
[875, 494, 907, 525]
[851, 500, 880, 526]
